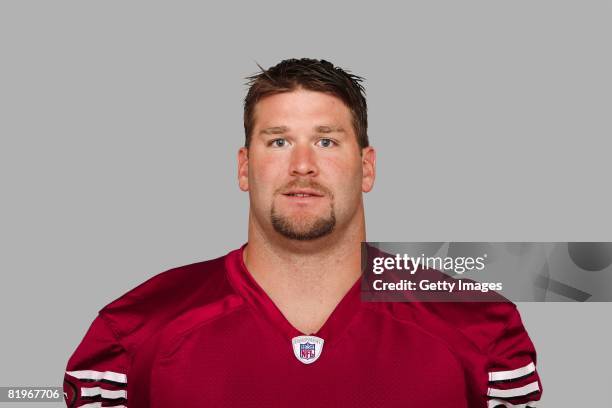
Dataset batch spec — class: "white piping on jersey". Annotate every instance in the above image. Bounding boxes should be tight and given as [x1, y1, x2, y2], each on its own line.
[78, 403, 127, 408]
[488, 362, 536, 382]
[488, 399, 538, 408]
[80, 387, 127, 399]
[66, 370, 127, 384]
[487, 381, 540, 398]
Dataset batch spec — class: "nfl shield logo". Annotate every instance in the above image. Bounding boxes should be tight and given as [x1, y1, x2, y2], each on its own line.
[300, 342, 315, 360]
[292, 335, 324, 365]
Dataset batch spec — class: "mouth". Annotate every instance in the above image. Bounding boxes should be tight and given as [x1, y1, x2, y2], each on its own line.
[282, 189, 325, 198]
[281, 189, 326, 206]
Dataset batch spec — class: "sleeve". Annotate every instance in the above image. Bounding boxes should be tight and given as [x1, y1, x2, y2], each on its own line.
[484, 306, 543, 408]
[63, 315, 129, 408]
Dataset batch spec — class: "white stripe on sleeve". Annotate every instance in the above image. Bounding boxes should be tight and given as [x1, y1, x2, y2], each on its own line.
[489, 362, 536, 382]
[66, 370, 127, 384]
[488, 398, 538, 407]
[78, 403, 127, 408]
[487, 381, 540, 398]
[80, 387, 127, 399]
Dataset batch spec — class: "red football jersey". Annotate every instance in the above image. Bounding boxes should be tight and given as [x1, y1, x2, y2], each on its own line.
[64, 244, 542, 407]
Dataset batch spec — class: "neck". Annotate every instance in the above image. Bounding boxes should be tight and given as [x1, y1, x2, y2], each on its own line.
[242, 208, 365, 334]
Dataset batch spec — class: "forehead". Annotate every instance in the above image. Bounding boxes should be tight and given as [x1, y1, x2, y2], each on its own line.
[252, 89, 354, 131]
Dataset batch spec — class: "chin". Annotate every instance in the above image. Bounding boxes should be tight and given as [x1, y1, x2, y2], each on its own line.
[271, 215, 336, 241]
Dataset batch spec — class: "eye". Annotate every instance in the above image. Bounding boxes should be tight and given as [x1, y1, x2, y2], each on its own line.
[269, 138, 288, 148]
[316, 138, 337, 148]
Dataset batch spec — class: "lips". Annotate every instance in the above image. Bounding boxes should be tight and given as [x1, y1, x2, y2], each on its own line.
[282, 189, 324, 198]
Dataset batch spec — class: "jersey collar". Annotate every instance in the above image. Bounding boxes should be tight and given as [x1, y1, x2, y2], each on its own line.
[224, 243, 364, 347]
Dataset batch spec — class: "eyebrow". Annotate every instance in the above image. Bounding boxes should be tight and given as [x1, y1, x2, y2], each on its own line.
[315, 125, 345, 134]
[259, 125, 345, 135]
[260, 126, 289, 135]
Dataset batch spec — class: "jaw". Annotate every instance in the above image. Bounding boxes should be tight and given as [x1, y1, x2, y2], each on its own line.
[246, 191, 367, 253]
[271, 200, 336, 241]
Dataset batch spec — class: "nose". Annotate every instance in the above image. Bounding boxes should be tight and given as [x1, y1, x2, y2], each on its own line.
[289, 143, 318, 177]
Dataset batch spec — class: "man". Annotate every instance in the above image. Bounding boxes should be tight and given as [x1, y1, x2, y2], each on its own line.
[63, 58, 542, 407]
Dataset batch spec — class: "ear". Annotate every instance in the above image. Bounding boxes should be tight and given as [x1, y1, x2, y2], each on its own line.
[361, 146, 376, 193]
[238, 147, 249, 191]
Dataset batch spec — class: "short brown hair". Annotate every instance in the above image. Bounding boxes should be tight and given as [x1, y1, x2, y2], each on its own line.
[243, 58, 368, 149]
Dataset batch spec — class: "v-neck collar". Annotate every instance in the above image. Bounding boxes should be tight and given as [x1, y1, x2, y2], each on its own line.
[224, 243, 363, 347]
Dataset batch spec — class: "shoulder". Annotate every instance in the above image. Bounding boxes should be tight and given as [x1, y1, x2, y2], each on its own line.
[367, 298, 539, 406]
[364, 251, 519, 354]
[98, 252, 237, 353]
[368, 294, 521, 355]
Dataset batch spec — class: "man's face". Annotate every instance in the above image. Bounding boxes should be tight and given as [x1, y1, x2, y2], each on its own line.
[238, 88, 375, 241]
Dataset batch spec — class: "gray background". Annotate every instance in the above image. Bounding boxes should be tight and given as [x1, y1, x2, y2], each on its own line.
[1, 1, 610, 406]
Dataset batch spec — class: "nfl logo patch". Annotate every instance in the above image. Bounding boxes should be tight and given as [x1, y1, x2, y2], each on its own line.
[300, 342, 315, 360]
[292, 335, 324, 365]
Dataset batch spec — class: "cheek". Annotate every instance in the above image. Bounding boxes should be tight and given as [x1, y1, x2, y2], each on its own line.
[249, 156, 287, 194]
[325, 157, 363, 194]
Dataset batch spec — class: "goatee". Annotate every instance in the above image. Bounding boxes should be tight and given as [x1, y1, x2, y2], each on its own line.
[271, 207, 336, 241]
